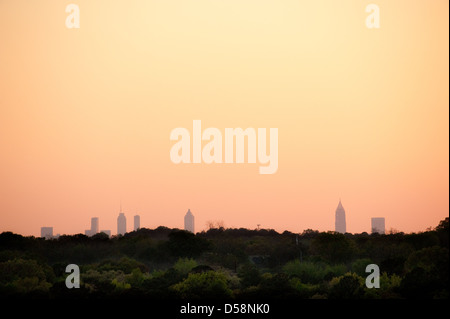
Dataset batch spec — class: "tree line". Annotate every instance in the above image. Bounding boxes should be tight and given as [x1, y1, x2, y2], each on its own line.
[0, 218, 448, 299]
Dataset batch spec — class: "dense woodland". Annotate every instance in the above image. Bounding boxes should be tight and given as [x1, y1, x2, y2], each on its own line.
[0, 218, 448, 299]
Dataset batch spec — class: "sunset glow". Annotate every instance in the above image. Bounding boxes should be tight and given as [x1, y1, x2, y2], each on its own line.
[0, 0, 448, 237]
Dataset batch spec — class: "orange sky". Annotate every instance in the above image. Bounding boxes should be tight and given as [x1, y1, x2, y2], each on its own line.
[0, 0, 448, 237]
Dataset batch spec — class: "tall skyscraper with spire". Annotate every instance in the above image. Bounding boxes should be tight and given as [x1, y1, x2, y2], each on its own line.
[184, 209, 195, 233]
[335, 199, 346, 234]
[117, 207, 127, 236]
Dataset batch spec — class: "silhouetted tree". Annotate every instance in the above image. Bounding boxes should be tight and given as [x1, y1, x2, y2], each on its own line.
[328, 273, 364, 299]
[167, 230, 211, 258]
[311, 232, 356, 263]
[238, 264, 262, 288]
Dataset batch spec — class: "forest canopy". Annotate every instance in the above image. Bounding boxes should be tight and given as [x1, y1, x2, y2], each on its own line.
[0, 218, 448, 299]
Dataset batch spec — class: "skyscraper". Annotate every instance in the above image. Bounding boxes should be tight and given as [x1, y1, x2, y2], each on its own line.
[371, 217, 385, 234]
[335, 199, 346, 234]
[117, 212, 127, 236]
[85, 217, 99, 236]
[134, 215, 140, 231]
[41, 227, 53, 239]
[184, 209, 195, 233]
[91, 217, 99, 234]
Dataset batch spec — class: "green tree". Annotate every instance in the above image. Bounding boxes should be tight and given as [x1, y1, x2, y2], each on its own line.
[400, 246, 449, 298]
[0, 258, 54, 296]
[81, 269, 118, 295]
[351, 258, 374, 277]
[435, 218, 449, 248]
[311, 232, 356, 263]
[140, 268, 184, 298]
[282, 260, 346, 284]
[283, 260, 325, 284]
[173, 258, 198, 275]
[328, 273, 364, 299]
[238, 263, 261, 288]
[98, 257, 148, 273]
[126, 268, 146, 288]
[289, 277, 317, 298]
[404, 246, 449, 278]
[256, 273, 299, 298]
[171, 271, 232, 299]
[363, 272, 402, 299]
[167, 230, 211, 258]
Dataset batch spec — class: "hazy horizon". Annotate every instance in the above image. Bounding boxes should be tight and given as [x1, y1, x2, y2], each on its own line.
[1, 0, 448, 238]
[5, 206, 449, 238]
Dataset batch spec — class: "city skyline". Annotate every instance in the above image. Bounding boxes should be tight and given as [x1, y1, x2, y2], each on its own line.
[6, 191, 447, 237]
[30, 202, 422, 238]
[1, 1, 448, 238]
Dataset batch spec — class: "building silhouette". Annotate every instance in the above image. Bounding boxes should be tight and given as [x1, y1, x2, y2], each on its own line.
[134, 215, 140, 231]
[184, 209, 195, 233]
[85, 217, 99, 237]
[91, 217, 99, 234]
[335, 199, 346, 234]
[117, 212, 127, 236]
[41, 227, 53, 239]
[371, 217, 385, 234]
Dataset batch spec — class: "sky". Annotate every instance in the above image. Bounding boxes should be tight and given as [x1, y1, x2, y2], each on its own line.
[0, 0, 448, 237]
